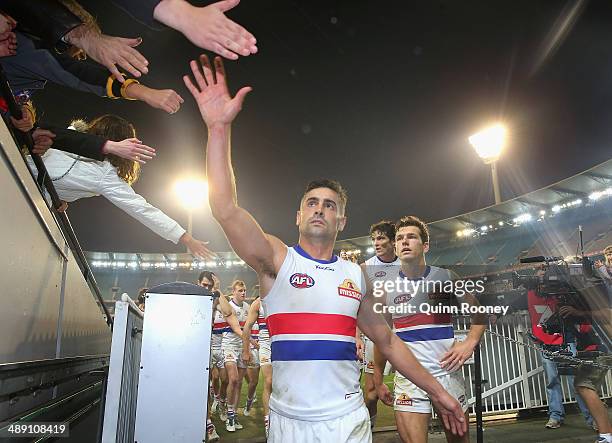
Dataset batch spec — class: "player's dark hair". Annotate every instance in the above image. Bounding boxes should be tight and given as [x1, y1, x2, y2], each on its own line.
[369, 220, 396, 241]
[198, 270, 215, 283]
[396, 216, 429, 244]
[302, 178, 348, 210]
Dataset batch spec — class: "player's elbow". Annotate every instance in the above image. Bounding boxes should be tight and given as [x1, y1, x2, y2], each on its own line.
[210, 200, 238, 223]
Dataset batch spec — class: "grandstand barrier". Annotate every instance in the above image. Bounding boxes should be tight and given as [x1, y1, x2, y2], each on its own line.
[0, 92, 111, 424]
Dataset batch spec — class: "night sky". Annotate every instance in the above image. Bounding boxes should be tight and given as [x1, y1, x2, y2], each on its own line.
[34, 0, 612, 254]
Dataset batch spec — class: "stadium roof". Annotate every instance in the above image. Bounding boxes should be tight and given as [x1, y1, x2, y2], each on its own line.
[337, 157, 612, 250]
[86, 157, 611, 265]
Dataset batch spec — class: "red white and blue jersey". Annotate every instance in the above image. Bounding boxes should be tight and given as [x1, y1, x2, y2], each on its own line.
[251, 322, 260, 341]
[363, 254, 400, 284]
[386, 265, 455, 377]
[222, 299, 249, 348]
[211, 308, 228, 350]
[257, 302, 269, 342]
[263, 245, 365, 421]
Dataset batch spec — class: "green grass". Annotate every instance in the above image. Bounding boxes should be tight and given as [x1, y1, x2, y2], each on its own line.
[211, 371, 398, 441]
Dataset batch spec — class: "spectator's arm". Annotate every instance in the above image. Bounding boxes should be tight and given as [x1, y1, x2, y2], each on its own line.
[110, 0, 166, 30]
[153, 0, 257, 59]
[39, 125, 106, 160]
[51, 50, 183, 113]
[99, 170, 186, 243]
[2, 0, 82, 51]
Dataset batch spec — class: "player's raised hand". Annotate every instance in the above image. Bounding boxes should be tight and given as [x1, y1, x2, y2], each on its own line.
[183, 55, 251, 127]
[431, 391, 467, 437]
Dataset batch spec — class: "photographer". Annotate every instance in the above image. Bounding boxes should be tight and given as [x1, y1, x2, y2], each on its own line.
[558, 305, 612, 443]
[526, 266, 594, 430]
[524, 255, 612, 443]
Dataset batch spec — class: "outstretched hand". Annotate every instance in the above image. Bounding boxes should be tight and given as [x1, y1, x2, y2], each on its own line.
[102, 138, 156, 164]
[65, 25, 149, 82]
[183, 55, 251, 127]
[154, 0, 257, 60]
[179, 232, 216, 260]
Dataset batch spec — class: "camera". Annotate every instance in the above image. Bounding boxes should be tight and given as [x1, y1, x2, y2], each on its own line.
[513, 254, 610, 362]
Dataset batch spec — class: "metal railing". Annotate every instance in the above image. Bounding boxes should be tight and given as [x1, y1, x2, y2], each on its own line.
[456, 312, 611, 416]
[0, 65, 112, 328]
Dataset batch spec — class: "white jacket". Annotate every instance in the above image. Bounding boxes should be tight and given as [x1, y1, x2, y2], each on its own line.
[31, 149, 186, 244]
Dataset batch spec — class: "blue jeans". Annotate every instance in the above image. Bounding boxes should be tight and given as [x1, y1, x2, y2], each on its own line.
[541, 343, 593, 424]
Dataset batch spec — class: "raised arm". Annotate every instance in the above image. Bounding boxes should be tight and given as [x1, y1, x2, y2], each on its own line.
[99, 171, 214, 259]
[183, 55, 285, 274]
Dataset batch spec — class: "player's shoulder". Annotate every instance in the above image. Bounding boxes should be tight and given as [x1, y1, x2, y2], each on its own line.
[363, 255, 379, 266]
[427, 265, 454, 280]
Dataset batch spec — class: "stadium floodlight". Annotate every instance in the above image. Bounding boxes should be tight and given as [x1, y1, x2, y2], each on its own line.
[174, 178, 208, 210]
[469, 123, 506, 204]
[174, 178, 208, 239]
[480, 226, 488, 232]
[469, 124, 506, 163]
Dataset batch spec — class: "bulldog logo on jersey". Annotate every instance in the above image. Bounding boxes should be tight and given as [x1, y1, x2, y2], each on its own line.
[374, 271, 386, 278]
[395, 393, 413, 406]
[338, 279, 362, 301]
[290, 273, 315, 288]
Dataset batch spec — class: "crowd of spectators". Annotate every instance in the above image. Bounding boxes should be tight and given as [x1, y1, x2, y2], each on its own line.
[0, 0, 257, 257]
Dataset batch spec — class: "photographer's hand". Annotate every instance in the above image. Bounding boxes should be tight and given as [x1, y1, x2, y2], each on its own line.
[558, 305, 585, 319]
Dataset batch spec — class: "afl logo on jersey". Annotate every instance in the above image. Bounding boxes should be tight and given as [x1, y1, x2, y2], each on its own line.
[290, 273, 315, 288]
[394, 294, 411, 304]
[374, 271, 386, 278]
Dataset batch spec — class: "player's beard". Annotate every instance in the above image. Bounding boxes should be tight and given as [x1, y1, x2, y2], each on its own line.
[301, 219, 337, 243]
